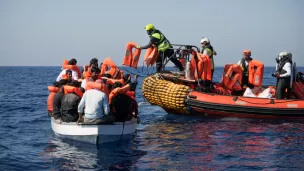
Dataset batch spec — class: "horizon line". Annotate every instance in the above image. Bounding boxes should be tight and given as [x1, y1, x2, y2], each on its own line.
[1, 65, 302, 67]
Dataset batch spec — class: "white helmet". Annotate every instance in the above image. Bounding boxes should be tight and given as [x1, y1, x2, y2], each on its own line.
[200, 37, 210, 44]
[277, 51, 292, 62]
[279, 51, 288, 57]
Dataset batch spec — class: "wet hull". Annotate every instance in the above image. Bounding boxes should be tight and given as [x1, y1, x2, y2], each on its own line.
[51, 117, 138, 144]
[184, 91, 304, 119]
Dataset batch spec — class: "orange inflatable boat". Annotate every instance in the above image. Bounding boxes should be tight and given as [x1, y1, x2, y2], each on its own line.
[142, 45, 304, 119]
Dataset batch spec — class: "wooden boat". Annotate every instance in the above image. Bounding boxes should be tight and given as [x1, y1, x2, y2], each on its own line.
[51, 117, 138, 144]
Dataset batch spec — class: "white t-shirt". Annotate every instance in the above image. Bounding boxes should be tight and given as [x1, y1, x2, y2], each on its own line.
[56, 69, 78, 82]
[81, 79, 87, 90]
[78, 89, 109, 119]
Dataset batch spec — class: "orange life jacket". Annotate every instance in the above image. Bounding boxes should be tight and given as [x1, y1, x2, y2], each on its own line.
[47, 86, 60, 112]
[116, 70, 124, 79]
[63, 85, 83, 97]
[103, 78, 125, 85]
[101, 58, 119, 79]
[248, 60, 264, 87]
[222, 64, 243, 91]
[123, 42, 142, 68]
[190, 51, 212, 81]
[125, 91, 136, 101]
[109, 84, 131, 104]
[62, 60, 81, 78]
[85, 82, 109, 97]
[212, 82, 226, 95]
[62, 74, 68, 80]
[82, 65, 91, 79]
[144, 46, 158, 67]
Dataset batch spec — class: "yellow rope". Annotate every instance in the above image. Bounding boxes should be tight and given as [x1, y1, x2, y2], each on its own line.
[142, 75, 190, 114]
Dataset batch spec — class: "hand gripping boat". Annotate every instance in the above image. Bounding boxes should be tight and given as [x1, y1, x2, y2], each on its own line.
[142, 45, 304, 119]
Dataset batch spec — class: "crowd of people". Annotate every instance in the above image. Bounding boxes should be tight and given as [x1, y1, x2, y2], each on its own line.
[47, 58, 139, 124]
[47, 24, 295, 122]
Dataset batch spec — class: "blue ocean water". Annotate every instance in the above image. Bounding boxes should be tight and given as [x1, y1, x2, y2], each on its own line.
[0, 66, 303, 171]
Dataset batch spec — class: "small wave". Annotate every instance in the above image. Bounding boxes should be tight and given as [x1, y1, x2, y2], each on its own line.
[138, 102, 150, 106]
[0, 144, 10, 150]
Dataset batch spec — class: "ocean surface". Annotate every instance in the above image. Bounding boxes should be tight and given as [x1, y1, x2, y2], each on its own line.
[0, 66, 303, 171]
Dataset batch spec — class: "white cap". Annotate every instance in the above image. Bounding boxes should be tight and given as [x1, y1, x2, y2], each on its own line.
[200, 37, 210, 44]
[279, 51, 288, 57]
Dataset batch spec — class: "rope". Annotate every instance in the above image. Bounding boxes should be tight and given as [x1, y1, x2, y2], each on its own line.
[117, 121, 125, 145]
[236, 97, 300, 105]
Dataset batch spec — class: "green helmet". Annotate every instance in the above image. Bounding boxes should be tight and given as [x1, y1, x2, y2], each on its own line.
[145, 24, 155, 31]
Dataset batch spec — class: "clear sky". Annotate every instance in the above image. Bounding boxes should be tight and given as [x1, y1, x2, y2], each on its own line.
[0, 0, 303, 66]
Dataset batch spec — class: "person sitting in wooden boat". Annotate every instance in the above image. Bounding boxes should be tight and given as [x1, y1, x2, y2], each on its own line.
[52, 79, 69, 120]
[100, 58, 121, 79]
[47, 79, 68, 118]
[77, 79, 114, 124]
[82, 58, 99, 79]
[237, 50, 253, 88]
[56, 59, 79, 82]
[81, 67, 101, 90]
[61, 80, 83, 122]
[101, 73, 131, 87]
[272, 52, 292, 99]
[136, 24, 184, 72]
[109, 75, 139, 122]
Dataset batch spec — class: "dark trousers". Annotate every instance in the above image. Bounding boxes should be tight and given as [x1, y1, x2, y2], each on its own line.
[156, 48, 184, 72]
[211, 69, 214, 81]
[242, 74, 249, 87]
[276, 77, 290, 99]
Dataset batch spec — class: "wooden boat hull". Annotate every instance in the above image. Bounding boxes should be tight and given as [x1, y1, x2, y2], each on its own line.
[51, 117, 138, 144]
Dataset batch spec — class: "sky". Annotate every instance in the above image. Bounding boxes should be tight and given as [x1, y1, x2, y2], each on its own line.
[0, 0, 303, 67]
